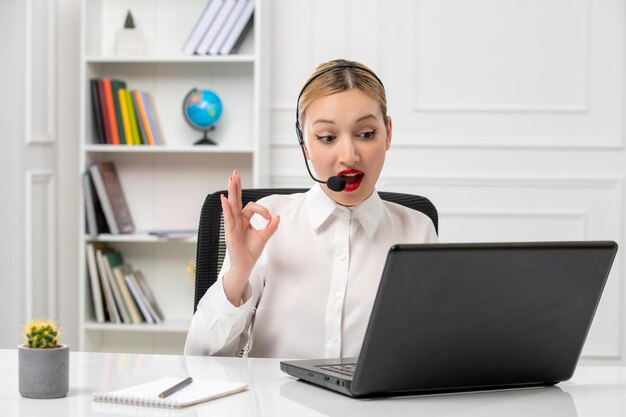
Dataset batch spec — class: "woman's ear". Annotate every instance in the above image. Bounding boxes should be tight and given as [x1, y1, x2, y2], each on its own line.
[385, 116, 392, 151]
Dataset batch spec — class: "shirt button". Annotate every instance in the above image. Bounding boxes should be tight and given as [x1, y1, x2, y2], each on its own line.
[338, 252, 346, 261]
[332, 337, 338, 343]
[335, 291, 342, 298]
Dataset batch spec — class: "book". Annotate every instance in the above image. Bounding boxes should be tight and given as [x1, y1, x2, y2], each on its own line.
[89, 79, 105, 144]
[134, 91, 155, 145]
[209, 0, 247, 55]
[90, 162, 135, 234]
[133, 270, 165, 322]
[148, 229, 197, 240]
[118, 88, 133, 146]
[102, 250, 130, 323]
[85, 243, 106, 323]
[95, 247, 121, 323]
[97, 80, 112, 144]
[141, 92, 164, 145]
[87, 170, 111, 234]
[92, 377, 248, 408]
[113, 264, 144, 324]
[182, 0, 223, 55]
[219, 0, 254, 55]
[82, 172, 98, 237]
[111, 80, 128, 145]
[124, 271, 156, 324]
[125, 89, 142, 145]
[196, 0, 236, 55]
[102, 79, 121, 145]
[131, 90, 148, 144]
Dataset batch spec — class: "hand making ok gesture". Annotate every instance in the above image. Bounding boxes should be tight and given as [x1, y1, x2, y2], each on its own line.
[220, 170, 280, 306]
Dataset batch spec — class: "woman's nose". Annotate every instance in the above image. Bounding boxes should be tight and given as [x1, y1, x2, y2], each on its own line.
[338, 137, 359, 164]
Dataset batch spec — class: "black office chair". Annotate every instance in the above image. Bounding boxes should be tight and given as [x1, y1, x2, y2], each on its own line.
[193, 188, 438, 313]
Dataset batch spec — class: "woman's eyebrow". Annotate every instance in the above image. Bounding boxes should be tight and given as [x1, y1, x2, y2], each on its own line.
[313, 118, 335, 125]
[313, 114, 377, 126]
[355, 114, 377, 123]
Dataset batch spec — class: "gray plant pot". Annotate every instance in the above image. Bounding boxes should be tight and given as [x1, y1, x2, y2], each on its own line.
[18, 344, 69, 399]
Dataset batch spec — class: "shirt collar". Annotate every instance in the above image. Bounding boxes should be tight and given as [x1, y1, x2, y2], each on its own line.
[305, 183, 384, 238]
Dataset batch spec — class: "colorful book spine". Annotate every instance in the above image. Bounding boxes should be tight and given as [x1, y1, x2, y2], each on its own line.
[89, 79, 105, 144]
[111, 80, 128, 145]
[134, 91, 155, 145]
[125, 90, 142, 145]
[97, 80, 112, 144]
[141, 92, 163, 145]
[102, 79, 121, 145]
[131, 90, 148, 144]
[118, 88, 134, 146]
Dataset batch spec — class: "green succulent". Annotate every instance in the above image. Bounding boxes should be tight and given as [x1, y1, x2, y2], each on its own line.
[23, 320, 60, 348]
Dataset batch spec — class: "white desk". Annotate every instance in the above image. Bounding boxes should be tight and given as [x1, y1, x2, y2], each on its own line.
[1, 349, 625, 416]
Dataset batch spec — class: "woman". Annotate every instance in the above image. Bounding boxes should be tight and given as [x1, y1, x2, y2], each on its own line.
[185, 59, 438, 358]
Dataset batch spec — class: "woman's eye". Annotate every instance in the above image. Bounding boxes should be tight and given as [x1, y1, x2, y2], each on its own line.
[358, 129, 377, 139]
[315, 135, 336, 143]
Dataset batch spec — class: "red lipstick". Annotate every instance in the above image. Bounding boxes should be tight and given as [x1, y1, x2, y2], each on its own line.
[337, 169, 364, 192]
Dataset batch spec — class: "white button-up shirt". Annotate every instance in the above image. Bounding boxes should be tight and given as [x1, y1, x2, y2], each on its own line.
[184, 184, 438, 358]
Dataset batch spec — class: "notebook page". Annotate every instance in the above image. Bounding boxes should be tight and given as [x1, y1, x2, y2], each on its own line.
[93, 377, 248, 409]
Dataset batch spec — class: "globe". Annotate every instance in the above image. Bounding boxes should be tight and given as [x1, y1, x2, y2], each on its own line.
[183, 88, 223, 145]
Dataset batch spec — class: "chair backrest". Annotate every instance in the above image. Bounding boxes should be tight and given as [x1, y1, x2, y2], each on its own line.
[193, 188, 438, 313]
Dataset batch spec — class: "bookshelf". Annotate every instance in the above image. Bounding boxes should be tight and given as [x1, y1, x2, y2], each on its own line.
[79, 0, 270, 354]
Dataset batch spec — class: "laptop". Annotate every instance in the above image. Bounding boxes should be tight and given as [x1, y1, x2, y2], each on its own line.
[280, 241, 618, 398]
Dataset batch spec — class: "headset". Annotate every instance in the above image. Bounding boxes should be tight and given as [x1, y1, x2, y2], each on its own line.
[294, 63, 385, 192]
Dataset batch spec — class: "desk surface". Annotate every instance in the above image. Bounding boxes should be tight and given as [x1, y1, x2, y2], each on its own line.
[1, 349, 625, 417]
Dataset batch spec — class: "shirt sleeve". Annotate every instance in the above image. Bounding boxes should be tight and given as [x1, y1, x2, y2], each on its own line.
[184, 252, 266, 356]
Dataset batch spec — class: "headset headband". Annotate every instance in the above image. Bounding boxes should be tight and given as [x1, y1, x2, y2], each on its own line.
[295, 64, 385, 144]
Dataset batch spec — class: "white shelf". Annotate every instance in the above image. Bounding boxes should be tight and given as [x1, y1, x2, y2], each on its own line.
[84, 318, 191, 333]
[85, 55, 256, 64]
[85, 233, 197, 244]
[85, 144, 254, 154]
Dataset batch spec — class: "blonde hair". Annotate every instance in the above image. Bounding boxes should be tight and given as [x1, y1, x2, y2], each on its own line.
[296, 59, 387, 132]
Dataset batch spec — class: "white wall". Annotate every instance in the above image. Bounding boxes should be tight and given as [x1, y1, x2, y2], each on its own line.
[1, 0, 624, 365]
[267, 0, 626, 365]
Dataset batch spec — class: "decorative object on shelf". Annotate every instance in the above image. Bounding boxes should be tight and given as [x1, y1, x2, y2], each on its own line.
[115, 10, 145, 56]
[183, 88, 223, 145]
[18, 320, 69, 399]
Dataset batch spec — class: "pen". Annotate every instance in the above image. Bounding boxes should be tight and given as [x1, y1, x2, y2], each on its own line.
[158, 377, 193, 399]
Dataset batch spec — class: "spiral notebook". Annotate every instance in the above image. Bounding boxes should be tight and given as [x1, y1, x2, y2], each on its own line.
[92, 377, 248, 409]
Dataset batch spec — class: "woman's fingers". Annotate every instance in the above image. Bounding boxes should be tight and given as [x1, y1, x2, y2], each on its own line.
[241, 202, 272, 221]
[258, 215, 280, 243]
[235, 170, 243, 213]
[220, 194, 234, 233]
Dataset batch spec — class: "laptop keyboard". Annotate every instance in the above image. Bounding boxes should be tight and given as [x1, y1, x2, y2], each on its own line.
[318, 363, 357, 377]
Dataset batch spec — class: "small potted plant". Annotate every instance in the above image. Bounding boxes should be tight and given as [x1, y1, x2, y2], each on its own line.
[18, 319, 69, 399]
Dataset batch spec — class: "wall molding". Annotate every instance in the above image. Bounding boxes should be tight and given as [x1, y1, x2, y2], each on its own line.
[24, 171, 56, 321]
[411, 0, 591, 114]
[25, 0, 56, 145]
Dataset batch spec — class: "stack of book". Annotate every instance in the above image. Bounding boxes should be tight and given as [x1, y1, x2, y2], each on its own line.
[90, 78, 164, 145]
[83, 161, 134, 235]
[86, 243, 165, 324]
[183, 0, 255, 55]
